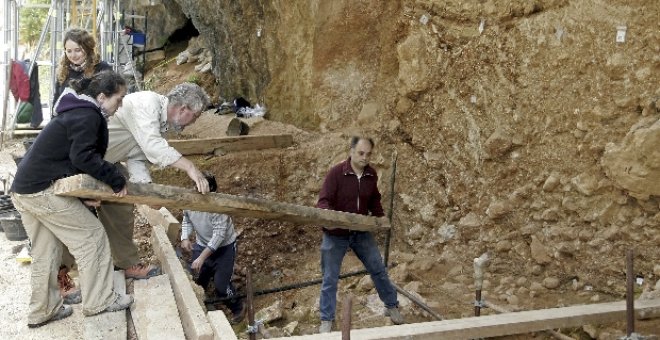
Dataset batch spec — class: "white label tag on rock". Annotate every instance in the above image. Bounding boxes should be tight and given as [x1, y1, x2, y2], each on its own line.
[616, 26, 627, 43]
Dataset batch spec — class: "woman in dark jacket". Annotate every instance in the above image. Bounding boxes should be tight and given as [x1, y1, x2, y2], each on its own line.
[52, 27, 112, 109]
[11, 71, 133, 328]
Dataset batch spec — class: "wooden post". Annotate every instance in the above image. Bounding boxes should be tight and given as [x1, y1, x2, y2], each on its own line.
[341, 296, 352, 340]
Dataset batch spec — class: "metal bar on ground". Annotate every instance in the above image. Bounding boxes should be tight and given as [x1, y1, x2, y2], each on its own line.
[205, 269, 369, 305]
[392, 283, 444, 320]
[383, 152, 397, 267]
[246, 269, 256, 340]
[626, 249, 635, 337]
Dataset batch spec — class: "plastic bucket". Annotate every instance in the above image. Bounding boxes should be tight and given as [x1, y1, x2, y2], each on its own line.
[1, 211, 27, 241]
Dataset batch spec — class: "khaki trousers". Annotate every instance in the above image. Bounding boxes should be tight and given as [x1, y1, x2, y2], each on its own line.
[11, 188, 117, 324]
[97, 200, 139, 269]
[61, 163, 139, 270]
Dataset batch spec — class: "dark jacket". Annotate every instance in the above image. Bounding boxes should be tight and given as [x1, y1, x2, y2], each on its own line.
[11, 90, 125, 194]
[52, 61, 112, 107]
[317, 158, 384, 235]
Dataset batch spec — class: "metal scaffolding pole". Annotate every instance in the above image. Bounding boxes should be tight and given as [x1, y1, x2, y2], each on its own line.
[1, 0, 17, 147]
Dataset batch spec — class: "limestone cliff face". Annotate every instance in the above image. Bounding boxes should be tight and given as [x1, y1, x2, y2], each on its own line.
[144, 0, 660, 285]
[121, 0, 188, 51]
[173, 0, 403, 130]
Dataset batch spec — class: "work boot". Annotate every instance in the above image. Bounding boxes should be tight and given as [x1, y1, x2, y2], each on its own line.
[229, 301, 247, 325]
[319, 320, 333, 333]
[102, 293, 134, 313]
[58, 266, 82, 304]
[124, 263, 161, 280]
[384, 306, 405, 325]
[28, 305, 73, 328]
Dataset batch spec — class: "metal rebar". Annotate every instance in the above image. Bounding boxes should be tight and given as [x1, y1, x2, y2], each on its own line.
[246, 269, 256, 340]
[626, 249, 635, 337]
[383, 152, 397, 267]
[205, 269, 369, 305]
[475, 289, 482, 316]
[392, 283, 444, 320]
[341, 296, 352, 340]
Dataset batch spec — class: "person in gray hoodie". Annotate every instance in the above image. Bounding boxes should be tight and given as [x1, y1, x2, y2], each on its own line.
[180, 174, 245, 324]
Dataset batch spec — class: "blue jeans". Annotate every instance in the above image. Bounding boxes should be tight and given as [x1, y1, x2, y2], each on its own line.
[191, 242, 242, 314]
[319, 231, 398, 321]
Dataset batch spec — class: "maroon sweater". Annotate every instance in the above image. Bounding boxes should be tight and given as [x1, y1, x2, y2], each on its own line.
[317, 158, 384, 235]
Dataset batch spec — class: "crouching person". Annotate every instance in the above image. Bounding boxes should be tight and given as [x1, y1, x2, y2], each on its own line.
[10, 71, 134, 328]
[180, 174, 246, 325]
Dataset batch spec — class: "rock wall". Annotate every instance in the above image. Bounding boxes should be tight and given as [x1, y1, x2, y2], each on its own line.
[162, 0, 659, 296]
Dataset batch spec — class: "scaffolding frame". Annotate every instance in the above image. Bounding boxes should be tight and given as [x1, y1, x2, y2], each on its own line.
[0, 0, 129, 148]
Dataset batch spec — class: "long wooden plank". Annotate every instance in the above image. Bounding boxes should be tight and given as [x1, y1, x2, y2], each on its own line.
[207, 310, 238, 340]
[270, 298, 660, 340]
[131, 274, 186, 340]
[168, 134, 293, 155]
[54, 174, 386, 232]
[151, 224, 214, 340]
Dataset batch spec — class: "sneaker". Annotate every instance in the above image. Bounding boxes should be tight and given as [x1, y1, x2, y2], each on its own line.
[28, 305, 73, 328]
[229, 301, 246, 325]
[124, 263, 161, 280]
[103, 293, 134, 313]
[384, 306, 405, 325]
[58, 266, 81, 304]
[319, 320, 333, 333]
[63, 289, 82, 304]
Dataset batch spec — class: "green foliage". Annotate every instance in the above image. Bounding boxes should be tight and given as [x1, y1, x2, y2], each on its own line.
[19, 0, 51, 50]
[187, 73, 200, 84]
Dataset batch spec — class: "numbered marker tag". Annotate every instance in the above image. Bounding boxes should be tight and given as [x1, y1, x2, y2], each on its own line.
[616, 26, 627, 43]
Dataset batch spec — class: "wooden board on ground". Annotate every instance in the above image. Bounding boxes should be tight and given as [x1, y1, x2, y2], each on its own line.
[131, 274, 186, 340]
[207, 311, 238, 340]
[83, 271, 127, 340]
[270, 298, 660, 340]
[54, 174, 386, 232]
[151, 226, 214, 340]
[168, 134, 293, 155]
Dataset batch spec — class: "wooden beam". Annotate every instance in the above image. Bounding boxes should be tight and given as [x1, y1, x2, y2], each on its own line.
[136, 205, 181, 244]
[270, 298, 660, 340]
[151, 224, 214, 340]
[168, 134, 293, 155]
[54, 174, 386, 232]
